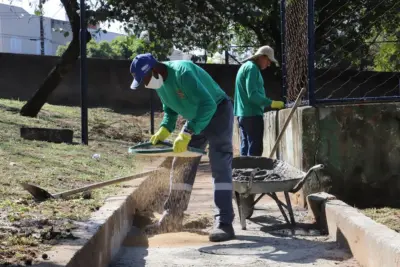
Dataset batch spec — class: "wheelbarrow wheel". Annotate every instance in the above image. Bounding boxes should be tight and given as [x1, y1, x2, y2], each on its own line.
[235, 194, 255, 219]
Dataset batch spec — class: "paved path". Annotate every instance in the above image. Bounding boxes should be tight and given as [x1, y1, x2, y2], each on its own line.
[110, 161, 359, 267]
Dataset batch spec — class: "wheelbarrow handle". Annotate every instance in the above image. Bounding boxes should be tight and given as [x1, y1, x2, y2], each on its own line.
[289, 164, 324, 193]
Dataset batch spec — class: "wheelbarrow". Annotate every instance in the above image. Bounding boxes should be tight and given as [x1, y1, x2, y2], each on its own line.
[232, 156, 324, 230]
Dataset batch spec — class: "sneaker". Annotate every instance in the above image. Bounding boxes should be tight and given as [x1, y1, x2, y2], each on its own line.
[145, 210, 184, 235]
[209, 223, 235, 242]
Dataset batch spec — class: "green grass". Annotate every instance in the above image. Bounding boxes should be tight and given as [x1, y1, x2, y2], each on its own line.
[362, 207, 400, 233]
[0, 99, 164, 265]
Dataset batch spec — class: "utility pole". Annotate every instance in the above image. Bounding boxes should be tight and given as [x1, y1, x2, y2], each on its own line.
[39, 0, 44, 55]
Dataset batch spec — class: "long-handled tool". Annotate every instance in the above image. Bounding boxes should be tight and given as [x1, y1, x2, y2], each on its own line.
[21, 141, 206, 201]
[21, 170, 157, 201]
[269, 87, 307, 158]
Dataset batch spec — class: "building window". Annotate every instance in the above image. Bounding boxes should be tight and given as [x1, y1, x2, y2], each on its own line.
[10, 38, 22, 53]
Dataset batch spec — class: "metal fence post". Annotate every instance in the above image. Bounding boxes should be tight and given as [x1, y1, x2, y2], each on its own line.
[80, 0, 88, 145]
[280, 0, 287, 103]
[307, 0, 316, 106]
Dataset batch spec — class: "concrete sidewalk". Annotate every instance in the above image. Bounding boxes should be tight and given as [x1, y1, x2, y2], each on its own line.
[110, 162, 359, 267]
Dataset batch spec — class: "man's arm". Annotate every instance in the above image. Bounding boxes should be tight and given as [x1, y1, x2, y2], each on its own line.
[245, 66, 272, 107]
[160, 104, 178, 133]
[180, 71, 217, 135]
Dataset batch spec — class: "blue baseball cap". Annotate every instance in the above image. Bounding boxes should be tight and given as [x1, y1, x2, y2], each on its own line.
[129, 53, 157, 90]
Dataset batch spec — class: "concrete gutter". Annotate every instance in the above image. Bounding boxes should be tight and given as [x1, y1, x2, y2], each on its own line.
[36, 176, 148, 267]
[308, 192, 400, 267]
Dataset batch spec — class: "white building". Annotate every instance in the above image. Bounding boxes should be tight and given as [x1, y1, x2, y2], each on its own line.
[0, 3, 124, 56]
[0, 3, 215, 62]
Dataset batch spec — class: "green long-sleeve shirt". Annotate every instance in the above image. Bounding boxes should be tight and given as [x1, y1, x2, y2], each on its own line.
[156, 60, 226, 135]
[233, 61, 272, 117]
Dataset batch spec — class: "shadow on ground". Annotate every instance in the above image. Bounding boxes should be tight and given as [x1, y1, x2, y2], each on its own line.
[198, 207, 350, 265]
[198, 233, 352, 264]
[110, 225, 150, 267]
[249, 214, 283, 226]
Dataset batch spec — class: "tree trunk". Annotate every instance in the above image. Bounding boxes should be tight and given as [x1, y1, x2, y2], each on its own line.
[20, 0, 91, 117]
[20, 37, 79, 117]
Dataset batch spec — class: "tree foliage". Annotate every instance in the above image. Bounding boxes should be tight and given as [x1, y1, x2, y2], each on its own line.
[19, 0, 400, 117]
[314, 0, 400, 70]
[373, 30, 400, 72]
[95, 0, 280, 54]
[20, 0, 91, 117]
[56, 35, 173, 60]
[90, 0, 399, 70]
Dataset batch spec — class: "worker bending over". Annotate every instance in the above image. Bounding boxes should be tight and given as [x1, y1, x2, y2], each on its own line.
[129, 53, 235, 242]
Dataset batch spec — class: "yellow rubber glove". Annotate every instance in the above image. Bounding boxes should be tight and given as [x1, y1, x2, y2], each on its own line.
[173, 132, 192, 153]
[150, 127, 171, 145]
[271, 100, 285, 109]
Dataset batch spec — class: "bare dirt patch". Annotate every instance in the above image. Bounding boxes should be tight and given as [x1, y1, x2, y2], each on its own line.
[124, 211, 213, 249]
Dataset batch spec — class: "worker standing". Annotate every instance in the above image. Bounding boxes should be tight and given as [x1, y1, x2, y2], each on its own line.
[234, 46, 285, 157]
[129, 53, 235, 242]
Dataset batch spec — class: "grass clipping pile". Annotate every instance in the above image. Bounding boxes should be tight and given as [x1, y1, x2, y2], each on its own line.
[132, 157, 212, 234]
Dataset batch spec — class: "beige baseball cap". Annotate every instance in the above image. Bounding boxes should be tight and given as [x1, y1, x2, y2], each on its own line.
[241, 45, 279, 65]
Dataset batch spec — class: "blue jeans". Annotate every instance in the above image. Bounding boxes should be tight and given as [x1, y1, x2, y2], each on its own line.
[164, 98, 234, 224]
[238, 116, 264, 156]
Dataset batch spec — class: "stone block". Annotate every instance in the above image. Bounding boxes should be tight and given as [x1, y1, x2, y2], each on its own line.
[20, 127, 73, 144]
[306, 192, 337, 234]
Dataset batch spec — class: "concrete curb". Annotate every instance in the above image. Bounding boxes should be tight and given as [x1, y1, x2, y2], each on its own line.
[36, 177, 147, 267]
[308, 192, 400, 267]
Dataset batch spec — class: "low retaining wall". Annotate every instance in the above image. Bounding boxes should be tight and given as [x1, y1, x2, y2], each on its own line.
[36, 161, 162, 267]
[234, 103, 400, 208]
[307, 192, 400, 267]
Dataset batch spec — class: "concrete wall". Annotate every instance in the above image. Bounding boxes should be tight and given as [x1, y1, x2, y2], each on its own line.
[248, 103, 400, 208]
[0, 53, 282, 113]
[0, 53, 398, 114]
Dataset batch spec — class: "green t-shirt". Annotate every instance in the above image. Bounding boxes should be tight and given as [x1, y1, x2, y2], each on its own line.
[156, 60, 227, 135]
[234, 61, 272, 117]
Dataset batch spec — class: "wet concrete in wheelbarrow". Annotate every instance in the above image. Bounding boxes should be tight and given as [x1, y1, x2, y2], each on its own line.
[232, 158, 305, 182]
[110, 161, 359, 267]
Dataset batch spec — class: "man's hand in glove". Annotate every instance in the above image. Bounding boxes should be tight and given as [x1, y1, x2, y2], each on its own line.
[173, 132, 192, 153]
[150, 126, 171, 145]
[271, 100, 285, 109]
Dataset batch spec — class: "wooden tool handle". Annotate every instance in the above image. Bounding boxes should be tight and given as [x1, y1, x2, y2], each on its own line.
[268, 87, 307, 158]
[53, 170, 157, 199]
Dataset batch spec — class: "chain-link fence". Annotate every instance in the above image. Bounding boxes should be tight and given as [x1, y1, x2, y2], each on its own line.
[282, 0, 400, 105]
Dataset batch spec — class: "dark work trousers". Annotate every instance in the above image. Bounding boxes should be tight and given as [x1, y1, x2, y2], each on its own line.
[237, 115, 264, 156]
[163, 98, 235, 225]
